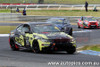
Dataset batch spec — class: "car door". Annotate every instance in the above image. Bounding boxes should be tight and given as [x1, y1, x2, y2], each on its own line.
[22, 24, 34, 47]
[15, 25, 25, 46]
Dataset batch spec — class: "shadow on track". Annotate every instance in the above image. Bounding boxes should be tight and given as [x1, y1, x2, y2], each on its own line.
[18, 49, 78, 55]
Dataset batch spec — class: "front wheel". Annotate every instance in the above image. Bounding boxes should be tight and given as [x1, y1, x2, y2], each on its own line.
[66, 47, 76, 54]
[32, 41, 40, 53]
[9, 38, 19, 51]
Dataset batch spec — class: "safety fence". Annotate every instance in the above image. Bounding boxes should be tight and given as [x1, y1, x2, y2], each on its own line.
[0, 4, 100, 10]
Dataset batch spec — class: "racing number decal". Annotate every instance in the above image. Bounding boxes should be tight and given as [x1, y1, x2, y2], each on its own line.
[15, 35, 24, 46]
[19, 35, 24, 46]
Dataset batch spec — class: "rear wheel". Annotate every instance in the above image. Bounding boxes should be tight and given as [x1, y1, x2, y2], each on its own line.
[9, 39, 19, 51]
[32, 41, 40, 53]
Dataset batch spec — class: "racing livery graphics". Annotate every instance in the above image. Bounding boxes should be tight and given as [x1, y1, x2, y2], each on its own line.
[9, 22, 76, 54]
[78, 16, 100, 29]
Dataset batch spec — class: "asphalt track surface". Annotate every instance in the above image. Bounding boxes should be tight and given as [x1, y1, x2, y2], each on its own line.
[0, 23, 100, 67]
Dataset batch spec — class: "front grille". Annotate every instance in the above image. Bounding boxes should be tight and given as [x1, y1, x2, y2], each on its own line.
[55, 42, 73, 50]
[90, 25, 97, 28]
[53, 39, 70, 43]
[90, 22, 96, 25]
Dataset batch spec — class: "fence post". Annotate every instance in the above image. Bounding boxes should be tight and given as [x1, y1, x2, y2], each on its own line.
[70, 5, 74, 10]
[47, 5, 50, 10]
[36, 5, 39, 10]
[58, 5, 62, 10]
[6, 5, 9, 9]
[81, 5, 84, 10]
[26, 5, 28, 9]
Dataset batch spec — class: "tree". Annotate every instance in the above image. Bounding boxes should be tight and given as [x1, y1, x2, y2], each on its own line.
[38, 0, 44, 4]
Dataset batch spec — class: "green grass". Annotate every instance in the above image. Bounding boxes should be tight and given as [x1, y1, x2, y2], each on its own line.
[78, 45, 100, 51]
[91, 46, 100, 51]
[0, 9, 10, 13]
[0, 26, 16, 34]
[26, 10, 100, 17]
[0, 9, 100, 17]
[0, 0, 100, 4]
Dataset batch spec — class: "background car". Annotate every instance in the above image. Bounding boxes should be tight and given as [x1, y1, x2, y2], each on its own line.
[78, 16, 100, 29]
[46, 17, 73, 36]
[9, 22, 76, 54]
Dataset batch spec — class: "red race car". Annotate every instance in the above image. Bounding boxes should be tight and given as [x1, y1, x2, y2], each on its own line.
[77, 16, 100, 29]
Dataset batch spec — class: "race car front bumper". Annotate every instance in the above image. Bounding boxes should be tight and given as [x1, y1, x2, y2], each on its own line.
[84, 25, 100, 28]
[42, 42, 76, 51]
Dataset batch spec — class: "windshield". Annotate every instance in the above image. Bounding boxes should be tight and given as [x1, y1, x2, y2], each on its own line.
[48, 19, 68, 24]
[32, 24, 60, 33]
[85, 17, 96, 21]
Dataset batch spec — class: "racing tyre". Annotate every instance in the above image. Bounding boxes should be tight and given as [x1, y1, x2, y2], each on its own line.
[32, 41, 40, 53]
[78, 25, 80, 28]
[9, 38, 19, 51]
[69, 28, 72, 36]
[66, 47, 76, 54]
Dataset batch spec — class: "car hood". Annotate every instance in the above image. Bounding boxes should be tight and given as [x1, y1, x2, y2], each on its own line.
[88, 21, 97, 22]
[85, 20, 97, 22]
[55, 24, 64, 29]
[40, 32, 73, 40]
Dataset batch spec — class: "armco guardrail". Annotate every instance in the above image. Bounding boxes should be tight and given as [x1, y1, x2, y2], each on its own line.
[1, 4, 100, 10]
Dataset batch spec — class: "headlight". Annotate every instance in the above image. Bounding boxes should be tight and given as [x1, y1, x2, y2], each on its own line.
[70, 38, 75, 42]
[97, 22, 99, 24]
[41, 39, 49, 42]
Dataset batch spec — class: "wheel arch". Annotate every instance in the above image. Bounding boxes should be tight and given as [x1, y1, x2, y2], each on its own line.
[9, 37, 19, 50]
[32, 39, 42, 51]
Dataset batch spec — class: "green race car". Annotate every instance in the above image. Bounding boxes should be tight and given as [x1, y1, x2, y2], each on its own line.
[9, 22, 76, 54]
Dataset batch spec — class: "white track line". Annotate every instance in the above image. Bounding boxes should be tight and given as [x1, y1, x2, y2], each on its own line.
[0, 34, 9, 37]
[73, 30, 92, 33]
